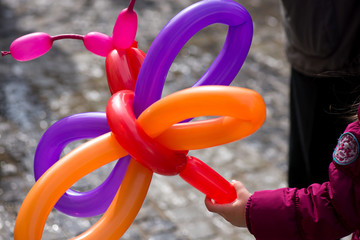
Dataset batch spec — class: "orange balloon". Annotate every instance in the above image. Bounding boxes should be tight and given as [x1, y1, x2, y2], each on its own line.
[14, 86, 266, 239]
[139, 86, 266, 149]
[71, 159, 152, 240]
[14, 133, 139, 239]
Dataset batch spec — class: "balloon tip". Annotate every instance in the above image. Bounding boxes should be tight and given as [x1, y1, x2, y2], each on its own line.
[127, 0, 136, 12]
[1, 51, 11, 57]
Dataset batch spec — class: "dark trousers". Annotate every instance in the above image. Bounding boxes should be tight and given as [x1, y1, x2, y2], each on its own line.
[288, 68, 360, 188]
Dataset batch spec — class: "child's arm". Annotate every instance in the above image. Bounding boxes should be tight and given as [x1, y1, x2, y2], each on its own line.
[204, 180, 251, 228]
[205, 122, 360, 240]
[206, 176, 359, 240]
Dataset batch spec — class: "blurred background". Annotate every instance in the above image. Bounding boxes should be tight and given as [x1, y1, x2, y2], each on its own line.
[0, 0, 290, 239]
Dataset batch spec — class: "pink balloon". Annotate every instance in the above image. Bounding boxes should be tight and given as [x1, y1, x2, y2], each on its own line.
[84, 32, 114, 57]
[10, 32, 52, 61]
[112, 8, 137, 50]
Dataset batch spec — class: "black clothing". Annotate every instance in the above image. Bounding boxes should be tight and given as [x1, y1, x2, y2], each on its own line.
[281, 0, 360, 77]
[288, 68, 360, 188]
[281, 1, 360, 188]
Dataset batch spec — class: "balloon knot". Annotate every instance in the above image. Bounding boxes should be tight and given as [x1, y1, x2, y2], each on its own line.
[1, 51, 11, 57]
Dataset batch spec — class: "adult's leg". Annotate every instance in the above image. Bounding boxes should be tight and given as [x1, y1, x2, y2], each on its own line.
[288, 69, 318, 188]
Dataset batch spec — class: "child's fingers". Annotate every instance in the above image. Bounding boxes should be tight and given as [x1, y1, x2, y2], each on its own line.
[204, 196, 222, 213]
[204, 196, 216, 212]
[231, 180, 245, 190]
[232, 180, 251, 198]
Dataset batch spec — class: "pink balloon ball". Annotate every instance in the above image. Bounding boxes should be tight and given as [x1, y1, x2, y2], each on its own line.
[84, 32, 114, 57]
[10, 32, 53, 61]
[112, 9, 137, 49]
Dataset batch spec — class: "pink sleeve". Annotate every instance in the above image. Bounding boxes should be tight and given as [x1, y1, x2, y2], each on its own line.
[246, 162, 360, 240]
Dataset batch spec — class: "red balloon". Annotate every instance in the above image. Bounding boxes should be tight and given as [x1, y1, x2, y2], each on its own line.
[127, 46, 146, 85]
[106, 90, 187, 175]
[105, 44, 145, 95]
[179, 156, 236, 204]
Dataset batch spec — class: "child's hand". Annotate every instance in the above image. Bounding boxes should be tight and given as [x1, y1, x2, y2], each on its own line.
[204, 180, 251, 228]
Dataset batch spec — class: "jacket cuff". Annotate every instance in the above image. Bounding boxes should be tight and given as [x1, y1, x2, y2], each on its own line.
[245, 195, 253, 233]
[245, 188, 299, 240]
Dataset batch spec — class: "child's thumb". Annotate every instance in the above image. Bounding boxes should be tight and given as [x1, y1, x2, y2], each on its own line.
[204, 196, 217, 212]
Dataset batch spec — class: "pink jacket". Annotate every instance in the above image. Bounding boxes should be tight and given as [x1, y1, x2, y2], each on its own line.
[246, 121, 360, 240]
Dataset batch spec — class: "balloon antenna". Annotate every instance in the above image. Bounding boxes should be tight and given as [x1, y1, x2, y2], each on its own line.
[51, 34, 84, 41]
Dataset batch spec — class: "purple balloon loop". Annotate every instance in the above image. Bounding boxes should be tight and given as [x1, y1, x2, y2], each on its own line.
[133, 0, 253, 117]
[34, 112, 130, 217]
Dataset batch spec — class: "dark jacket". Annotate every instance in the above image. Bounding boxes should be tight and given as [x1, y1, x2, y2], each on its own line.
[280, 0, 360, 77]
[246, 121, 360, 239]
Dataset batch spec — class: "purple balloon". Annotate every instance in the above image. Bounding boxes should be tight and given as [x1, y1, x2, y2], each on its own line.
[133, 0, 253, 117]
[34, 112, 130, 217]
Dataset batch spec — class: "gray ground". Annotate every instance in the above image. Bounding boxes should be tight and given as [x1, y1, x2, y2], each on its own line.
[0, 0, 294, 239]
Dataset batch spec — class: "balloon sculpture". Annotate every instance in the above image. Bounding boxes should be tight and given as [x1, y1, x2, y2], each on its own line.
[3, 0, 266, 239]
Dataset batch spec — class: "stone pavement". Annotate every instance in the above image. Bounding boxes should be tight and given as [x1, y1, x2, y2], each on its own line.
[0, 0, 292, 239]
